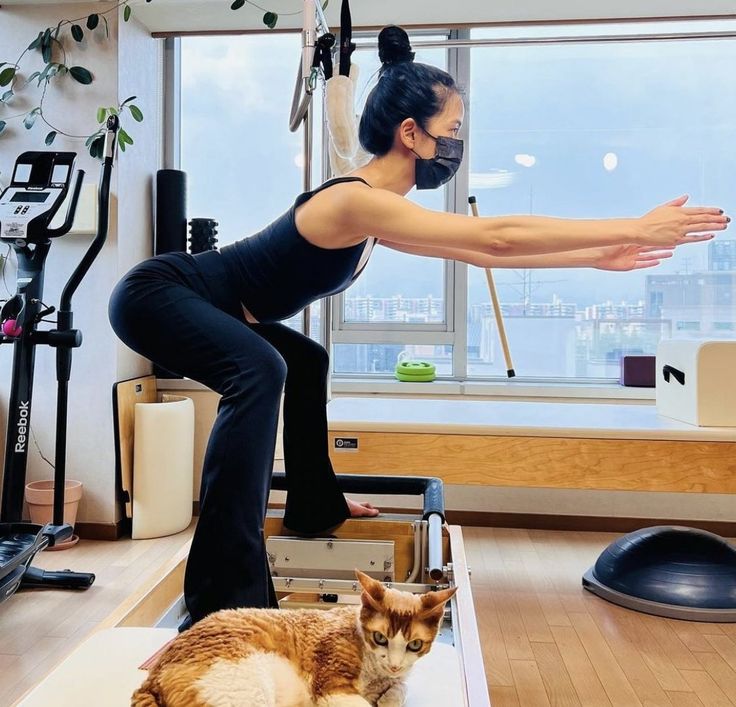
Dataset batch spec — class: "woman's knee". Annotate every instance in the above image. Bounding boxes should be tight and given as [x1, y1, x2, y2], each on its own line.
[290, 337, 330, 378]
[226, 349, 287, 399]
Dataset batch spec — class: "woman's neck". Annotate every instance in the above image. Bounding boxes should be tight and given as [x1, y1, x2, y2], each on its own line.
[351, 154, 415, 196]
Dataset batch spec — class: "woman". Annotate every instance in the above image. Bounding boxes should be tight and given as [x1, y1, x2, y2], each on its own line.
[109, 26, 728, 625]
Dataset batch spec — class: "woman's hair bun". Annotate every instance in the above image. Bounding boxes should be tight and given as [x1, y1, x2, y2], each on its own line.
[378, 25, 415, 68]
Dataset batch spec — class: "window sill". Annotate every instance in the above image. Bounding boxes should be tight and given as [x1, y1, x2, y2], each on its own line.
[330, 378, 655, 403]
[158, 376, 654, 403]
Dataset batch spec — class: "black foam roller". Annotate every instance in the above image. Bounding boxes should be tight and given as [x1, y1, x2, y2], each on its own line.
[155, 169, 187, 255]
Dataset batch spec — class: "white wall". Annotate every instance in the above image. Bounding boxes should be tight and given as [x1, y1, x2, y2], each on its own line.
[0, 3, 160, 525]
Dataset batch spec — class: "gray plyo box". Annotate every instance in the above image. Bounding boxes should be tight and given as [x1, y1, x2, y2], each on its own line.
[267, 537, 395, 582]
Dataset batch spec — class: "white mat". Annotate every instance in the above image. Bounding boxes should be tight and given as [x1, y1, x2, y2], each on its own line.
[18, 627, 463, 706]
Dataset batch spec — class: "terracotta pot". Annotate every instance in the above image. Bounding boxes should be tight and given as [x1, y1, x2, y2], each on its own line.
[24, 479, 83, 528]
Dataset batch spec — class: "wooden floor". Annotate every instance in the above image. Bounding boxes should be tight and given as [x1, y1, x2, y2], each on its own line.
[463, 527, 736, 707]
[2, 525, 736, 706]
[0, 523, 195, 707]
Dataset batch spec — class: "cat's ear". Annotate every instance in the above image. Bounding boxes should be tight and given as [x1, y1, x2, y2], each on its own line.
[419, 586, 458, 621]
[356, 569, 385, 611]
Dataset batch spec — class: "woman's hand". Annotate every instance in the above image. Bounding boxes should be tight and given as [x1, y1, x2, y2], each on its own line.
[636, 195, 729, 246]
[592, 244, 676, 271]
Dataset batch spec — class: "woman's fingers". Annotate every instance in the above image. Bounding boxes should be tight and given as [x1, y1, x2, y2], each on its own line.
[687, 221, 728, 234]
[639, 246, 675, 253]
[663, 195, 689, 207]
[676, 233, 715, 244]
[682, 206, 725, 216]
[637, 251, 673, 261]
[632, 260, 661, 269]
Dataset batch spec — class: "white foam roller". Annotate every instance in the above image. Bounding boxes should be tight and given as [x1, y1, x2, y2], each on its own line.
[132, 395, 194, 539]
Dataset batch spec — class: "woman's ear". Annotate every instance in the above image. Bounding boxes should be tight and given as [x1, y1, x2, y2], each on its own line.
[397, 117, 419, 152]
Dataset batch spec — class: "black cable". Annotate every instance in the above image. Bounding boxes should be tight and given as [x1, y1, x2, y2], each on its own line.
[30, 424, 55, 470]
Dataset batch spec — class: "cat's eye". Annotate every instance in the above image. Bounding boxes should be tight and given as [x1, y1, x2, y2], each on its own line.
[373, 632, 388, 646]
[407, 639, 423, 652]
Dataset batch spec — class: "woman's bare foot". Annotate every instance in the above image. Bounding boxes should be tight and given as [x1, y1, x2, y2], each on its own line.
[346, 498, 380, 518]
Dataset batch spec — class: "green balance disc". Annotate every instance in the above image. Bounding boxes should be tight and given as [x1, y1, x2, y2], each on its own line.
[395, 360, 436, 382]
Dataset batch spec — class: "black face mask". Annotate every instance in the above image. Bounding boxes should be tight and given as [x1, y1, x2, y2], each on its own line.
[412, 128, 464, 190]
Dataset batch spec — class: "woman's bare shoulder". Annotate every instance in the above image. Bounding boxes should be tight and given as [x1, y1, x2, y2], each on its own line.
[294, 179, 376, 249]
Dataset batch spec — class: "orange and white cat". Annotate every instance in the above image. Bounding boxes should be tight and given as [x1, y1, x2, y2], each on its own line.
[132, 570, 456, 706]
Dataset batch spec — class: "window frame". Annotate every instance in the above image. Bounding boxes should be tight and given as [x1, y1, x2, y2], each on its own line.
[171, 21, 736, 399]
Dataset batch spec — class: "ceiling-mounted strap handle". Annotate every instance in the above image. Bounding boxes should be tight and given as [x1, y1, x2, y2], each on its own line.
[662, 364, 686, 386]
[313, 32, 335, 81]
[339, 0, 355, 77]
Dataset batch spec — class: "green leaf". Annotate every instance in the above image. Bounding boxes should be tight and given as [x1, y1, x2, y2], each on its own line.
[119, 127, 134, 145]
[1, 90, 13, 103]
[90, 136, 104, 159]
[263, 11, 278, 29]
[85, 132, 100, 147]
[121, 95, 137, 106]
[53, 21, 63, 40]
[23, 109, 40, 130]
[45, 130, 57, 146]
[0, 121, 6, 136]
[71, 24, 84, 42]
[117, 132, 127, 152]
[96, 107, 107, 123]
[87, 14, 99, 30]
[69, 66, 93, 84]
[41, 30, 52, 63]
[231, 0, 246, 8]
[124, 5, 132, 22]
[103, 16, 110, 39]
[322, 0, 329, 9]
[37, 63, 52, 84]
[28, 32, 43, 51]
[108, 106, 119, 116]
[24, 71, 41, 86]
[0, 67, 16, 87]
[129, 104, 144, 122]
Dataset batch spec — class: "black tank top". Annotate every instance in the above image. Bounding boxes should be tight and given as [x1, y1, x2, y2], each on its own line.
[219, 176, 373, 323]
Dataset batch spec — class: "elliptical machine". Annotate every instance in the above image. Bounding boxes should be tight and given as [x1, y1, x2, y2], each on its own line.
[0, 116, 119, 604]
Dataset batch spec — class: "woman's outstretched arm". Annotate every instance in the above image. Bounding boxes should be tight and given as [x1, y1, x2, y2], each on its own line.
[333, 187, 728, 256]
[377, 239, 712, 271]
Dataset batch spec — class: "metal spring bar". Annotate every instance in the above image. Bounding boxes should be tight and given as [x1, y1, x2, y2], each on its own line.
[289, 0, 331, 132]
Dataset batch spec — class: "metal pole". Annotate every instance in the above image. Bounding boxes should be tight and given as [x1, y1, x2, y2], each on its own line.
[320, 85, 333, 352]
[355, 29, 736, 51]
[301, 100, 313, 337]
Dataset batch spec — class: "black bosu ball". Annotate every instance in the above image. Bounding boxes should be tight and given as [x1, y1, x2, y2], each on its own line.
[583, 525, 736, 621]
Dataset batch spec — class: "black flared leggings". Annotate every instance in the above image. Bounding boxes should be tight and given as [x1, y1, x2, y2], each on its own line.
[108, 250, 349, 622]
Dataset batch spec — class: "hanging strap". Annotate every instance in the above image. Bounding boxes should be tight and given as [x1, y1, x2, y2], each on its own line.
[339, 0, 355, 77]
[313, 32, 335, 81]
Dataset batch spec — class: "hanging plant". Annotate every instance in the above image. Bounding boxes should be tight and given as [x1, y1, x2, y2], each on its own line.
[0, 0, 300, 159]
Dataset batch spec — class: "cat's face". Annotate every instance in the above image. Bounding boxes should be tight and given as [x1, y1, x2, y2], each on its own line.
[356, 570, 457, 677]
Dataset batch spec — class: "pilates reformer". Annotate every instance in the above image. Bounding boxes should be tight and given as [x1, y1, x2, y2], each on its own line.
[15, 471, 489, 707]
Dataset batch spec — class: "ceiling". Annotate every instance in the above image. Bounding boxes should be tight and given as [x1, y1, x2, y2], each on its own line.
[2, 0, 734, 34]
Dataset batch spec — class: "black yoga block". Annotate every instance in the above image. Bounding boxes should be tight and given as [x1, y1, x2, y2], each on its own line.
[619, 355, 656, 387]
[155, 169, 187, 255]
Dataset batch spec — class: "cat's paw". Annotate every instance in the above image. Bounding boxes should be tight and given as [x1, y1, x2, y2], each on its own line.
[377, 684, 407, 707]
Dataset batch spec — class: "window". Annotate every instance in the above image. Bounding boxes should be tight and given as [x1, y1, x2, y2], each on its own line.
[177, 20, 736, 387]
[467, 22, 736, 379]
[331, 34, 454, 375]
[180, 34, 320, 334]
